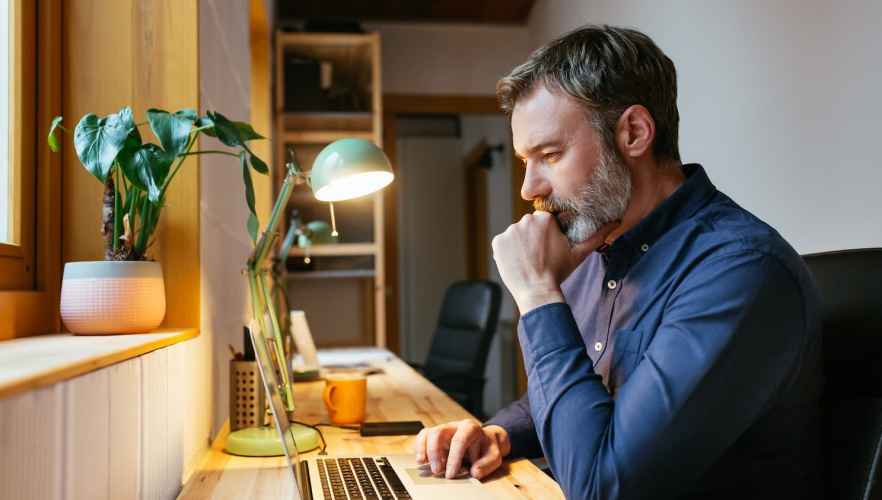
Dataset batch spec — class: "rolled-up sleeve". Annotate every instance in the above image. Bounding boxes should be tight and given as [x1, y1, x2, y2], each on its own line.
[519, 252, 806, 499]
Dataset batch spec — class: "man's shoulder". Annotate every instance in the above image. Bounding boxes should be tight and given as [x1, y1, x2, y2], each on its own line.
[678, 192, 813, 294]
[685, 192, 794, 260]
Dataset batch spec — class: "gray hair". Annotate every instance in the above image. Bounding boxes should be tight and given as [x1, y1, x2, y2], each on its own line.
[497, 25, 680, 162]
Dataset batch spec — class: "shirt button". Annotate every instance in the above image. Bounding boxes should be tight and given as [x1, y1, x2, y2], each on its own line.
[641, 243, 650, 252]
[607, 279, 617, 290]
[594, 342, 603, 351]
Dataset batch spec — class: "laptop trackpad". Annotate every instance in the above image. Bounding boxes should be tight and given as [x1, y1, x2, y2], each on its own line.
[405, 464, 475, 485]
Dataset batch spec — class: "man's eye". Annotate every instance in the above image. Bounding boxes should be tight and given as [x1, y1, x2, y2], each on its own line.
[544, 152, 561, 163]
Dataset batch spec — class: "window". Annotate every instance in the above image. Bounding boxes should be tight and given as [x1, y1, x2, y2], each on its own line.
[0, 0, 8, 243]
[0, 0, 35, 291]
[0, 0, 61, 339]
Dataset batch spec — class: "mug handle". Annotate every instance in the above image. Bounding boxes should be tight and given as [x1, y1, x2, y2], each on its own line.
[322, 384, 338, 412]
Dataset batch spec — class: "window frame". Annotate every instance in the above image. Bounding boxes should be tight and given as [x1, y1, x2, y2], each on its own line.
[0, 0, 35, 289]
[0, 0, 62, 340]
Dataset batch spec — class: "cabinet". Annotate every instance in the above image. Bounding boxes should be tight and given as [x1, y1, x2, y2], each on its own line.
[274, 32, 386, 347]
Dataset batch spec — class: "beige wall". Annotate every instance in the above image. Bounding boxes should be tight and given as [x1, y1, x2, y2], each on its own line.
[527, 0, 882, 253]
[200, 0, 274, 434]
[365, 22, 532, 96]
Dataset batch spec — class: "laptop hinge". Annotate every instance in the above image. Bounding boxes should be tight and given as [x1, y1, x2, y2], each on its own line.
[300, 460, 313, 500]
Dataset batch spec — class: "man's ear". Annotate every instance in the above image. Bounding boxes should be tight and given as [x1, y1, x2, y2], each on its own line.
[615, 105, 656, 159]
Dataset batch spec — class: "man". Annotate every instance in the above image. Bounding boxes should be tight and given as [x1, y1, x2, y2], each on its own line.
[413, 25, 823, 499]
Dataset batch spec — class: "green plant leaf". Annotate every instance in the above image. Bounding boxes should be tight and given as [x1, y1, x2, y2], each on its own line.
[233, 121, 264, 141]
[117, 143, 173, 202]
[240, 152, 259, 243]
[147, 108, 194, 156]
[208, 111, 265, 148]
[74, 107, 135, 182]
[208, 111, 244, 148]
[249, 153, 268, 174]
[247, 213, 259, 245]
[175, 108, 199, 122]
[194, 116, 216, 136]
[47, 116, 63, 152]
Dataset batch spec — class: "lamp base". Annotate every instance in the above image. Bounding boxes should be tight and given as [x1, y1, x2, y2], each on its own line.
[225, 424, 321, 456]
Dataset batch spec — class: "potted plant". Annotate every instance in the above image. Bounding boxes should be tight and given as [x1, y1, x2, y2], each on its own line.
[48, 107, 267, 334]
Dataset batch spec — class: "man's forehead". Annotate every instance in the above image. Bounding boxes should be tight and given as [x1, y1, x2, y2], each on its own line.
[511, 85, 582, 155]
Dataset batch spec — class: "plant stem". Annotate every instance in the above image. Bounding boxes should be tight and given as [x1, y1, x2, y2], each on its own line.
[113, 170, 122, 254]
[159, 133, 198, 195]
[179, 150, 240, 158]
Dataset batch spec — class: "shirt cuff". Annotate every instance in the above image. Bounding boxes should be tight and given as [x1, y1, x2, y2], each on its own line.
[518, 302, 585, 375]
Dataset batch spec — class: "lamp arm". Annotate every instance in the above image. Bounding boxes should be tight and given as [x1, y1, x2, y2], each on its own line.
[251, 163, 306, 269]
[257, 268, 295, 411]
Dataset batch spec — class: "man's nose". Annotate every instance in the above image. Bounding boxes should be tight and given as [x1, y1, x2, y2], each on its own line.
[521, 165, 551, 201]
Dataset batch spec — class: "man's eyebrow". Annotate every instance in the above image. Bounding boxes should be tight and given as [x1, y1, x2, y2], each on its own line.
[515, 140, 563, 159]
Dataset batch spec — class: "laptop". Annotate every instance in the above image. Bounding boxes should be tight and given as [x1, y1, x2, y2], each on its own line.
[247, 320, 500, 499]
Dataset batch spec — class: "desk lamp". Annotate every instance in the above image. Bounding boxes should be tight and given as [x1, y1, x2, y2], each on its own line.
[226, 138, 393, 456]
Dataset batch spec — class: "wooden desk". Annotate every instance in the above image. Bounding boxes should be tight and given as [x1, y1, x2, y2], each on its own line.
[178, 349, 563, 499]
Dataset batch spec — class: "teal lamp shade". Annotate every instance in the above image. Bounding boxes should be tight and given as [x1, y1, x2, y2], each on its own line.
[309, 138, 394, 201]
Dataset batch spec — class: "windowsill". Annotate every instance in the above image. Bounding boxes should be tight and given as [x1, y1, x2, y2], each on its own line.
[0, 328, 198, 399]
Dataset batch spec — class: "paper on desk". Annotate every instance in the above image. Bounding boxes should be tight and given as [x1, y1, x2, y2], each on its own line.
[292, 347, 393, 369]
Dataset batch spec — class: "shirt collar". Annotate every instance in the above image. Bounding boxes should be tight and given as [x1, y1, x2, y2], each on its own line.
[602, 163, 717, 270]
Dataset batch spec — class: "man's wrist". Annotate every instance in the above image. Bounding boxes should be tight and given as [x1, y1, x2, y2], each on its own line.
[483, 424, 512, 457]
[516, 289, 565, 315]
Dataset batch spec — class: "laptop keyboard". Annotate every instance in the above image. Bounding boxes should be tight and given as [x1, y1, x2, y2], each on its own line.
[318, 457, 412, 500]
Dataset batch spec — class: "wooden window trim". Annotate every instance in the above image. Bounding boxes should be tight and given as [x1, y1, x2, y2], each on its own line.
[0, 0, 62, 340]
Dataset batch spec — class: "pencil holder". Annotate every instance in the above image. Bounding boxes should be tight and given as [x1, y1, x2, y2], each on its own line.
[230, 360, 266, 431]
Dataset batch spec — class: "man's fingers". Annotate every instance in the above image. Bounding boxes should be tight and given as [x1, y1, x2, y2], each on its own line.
[467, 439, 481, 468]
[414, 429, 428, 464]
[470, 439, 502, 479]
[426, 426, 455, 475]
[445, 424, 481, 479]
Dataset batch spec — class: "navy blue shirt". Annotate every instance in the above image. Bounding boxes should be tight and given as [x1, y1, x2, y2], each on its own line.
[487, 164, 823, 499]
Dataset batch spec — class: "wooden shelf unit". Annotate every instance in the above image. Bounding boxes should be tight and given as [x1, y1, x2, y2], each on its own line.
[275, 31, 386, 348]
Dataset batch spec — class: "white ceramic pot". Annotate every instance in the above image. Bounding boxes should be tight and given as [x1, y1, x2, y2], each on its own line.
[60, 261, 166, 335]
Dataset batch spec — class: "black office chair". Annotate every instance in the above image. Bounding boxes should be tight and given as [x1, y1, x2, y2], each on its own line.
[804, 248, 882, 500]
[412, 280, 502, 420]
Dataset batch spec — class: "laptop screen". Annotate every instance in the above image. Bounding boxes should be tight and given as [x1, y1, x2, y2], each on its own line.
[248, 320, 307, 499]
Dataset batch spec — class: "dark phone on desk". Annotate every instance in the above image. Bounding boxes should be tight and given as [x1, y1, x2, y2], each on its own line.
[360, 421, 425, 436]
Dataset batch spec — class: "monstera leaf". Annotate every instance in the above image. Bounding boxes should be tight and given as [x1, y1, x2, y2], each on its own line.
[147, 108, 196, 156]
[74, 107, 135, 181]
[240, 152, 259, 243]
[117, 143, 173, 202]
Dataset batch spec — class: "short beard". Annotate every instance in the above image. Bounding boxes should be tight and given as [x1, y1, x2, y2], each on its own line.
[534, 145, 632, 245]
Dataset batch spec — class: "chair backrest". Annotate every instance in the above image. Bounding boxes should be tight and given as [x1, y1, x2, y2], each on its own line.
[803, 248, 882, 500]
[423, 280, 502, 380]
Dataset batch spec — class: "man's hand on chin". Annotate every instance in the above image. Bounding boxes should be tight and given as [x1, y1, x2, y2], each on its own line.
[491, 212, 618, 315]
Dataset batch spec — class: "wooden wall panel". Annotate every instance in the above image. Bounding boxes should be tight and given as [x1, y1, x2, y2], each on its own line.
[166, 342, 186, 493]
[0, 385, 63, 500]
[64, 370, 110, 500]
[0, 345, 201, 499]
[140, 349, 171, 499]
[109, 359, 142, 499]
[61, 0, 200, 330]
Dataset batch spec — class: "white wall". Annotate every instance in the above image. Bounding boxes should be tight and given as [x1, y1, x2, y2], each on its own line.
[528, 0, 882, 253]
[199, 0, 253, 435]
[365, 22, 532, 95]
[397, 137, 469, 362]
[460, 116, 519, 415]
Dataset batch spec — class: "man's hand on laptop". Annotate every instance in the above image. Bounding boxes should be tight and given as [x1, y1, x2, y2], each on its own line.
[413, 420, 511, 479]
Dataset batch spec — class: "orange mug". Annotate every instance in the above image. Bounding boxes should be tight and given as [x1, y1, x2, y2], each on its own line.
[322, 374, 367, 424]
